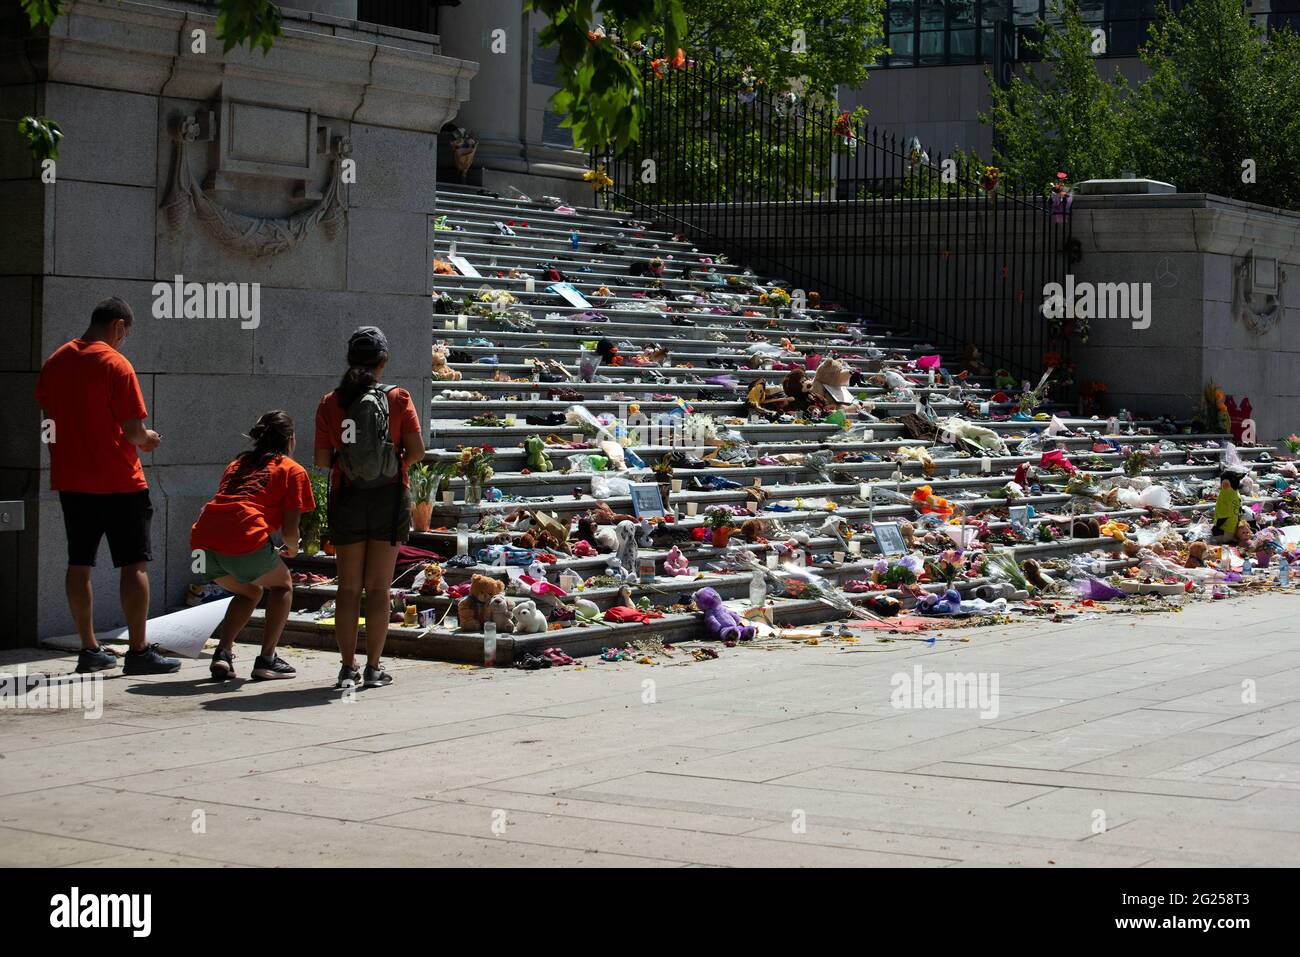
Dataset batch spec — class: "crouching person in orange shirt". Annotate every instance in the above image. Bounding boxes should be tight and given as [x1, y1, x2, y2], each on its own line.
[191, 412, 315, 681]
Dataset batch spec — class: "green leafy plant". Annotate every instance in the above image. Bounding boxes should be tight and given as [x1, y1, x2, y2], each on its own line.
[702, 504, 737, 529]
[17, 116, 61, 163]
[408, 462, 438, 503]
[298, 466, 331, 550]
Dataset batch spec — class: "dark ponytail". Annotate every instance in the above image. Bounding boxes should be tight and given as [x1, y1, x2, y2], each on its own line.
[334, 361, 384, 408]
[238, 410, 294, 468]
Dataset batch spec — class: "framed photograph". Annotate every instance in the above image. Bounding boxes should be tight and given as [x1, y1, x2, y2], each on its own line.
[872, 521, 907, 557]
[628, 482, 667, 521]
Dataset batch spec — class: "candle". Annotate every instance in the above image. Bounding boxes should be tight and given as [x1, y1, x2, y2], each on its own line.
[981, 456, 991, 474]
[849, 539, 862, 555]
[524, 275, 535, 293]
[671, 479, 683, 492]
[442, 490, 454, 505]
[833, 550, 845, 563]
[687, 501, 698, 516]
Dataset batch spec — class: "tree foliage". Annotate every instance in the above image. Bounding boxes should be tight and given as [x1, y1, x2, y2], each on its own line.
[525, 0, 688, 154]
[982, 0, 1300, 209]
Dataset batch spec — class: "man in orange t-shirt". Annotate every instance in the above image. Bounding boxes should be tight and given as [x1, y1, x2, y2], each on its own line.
[35, 297, 179, 676]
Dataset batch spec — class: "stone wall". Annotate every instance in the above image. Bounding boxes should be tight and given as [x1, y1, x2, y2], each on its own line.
[0, 0, 476, 645]
[1068, 192, 1300, 442]
[662, 190, 1300, 443]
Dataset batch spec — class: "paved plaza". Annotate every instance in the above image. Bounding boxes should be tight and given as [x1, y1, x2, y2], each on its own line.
[2, 592, 1298, 868]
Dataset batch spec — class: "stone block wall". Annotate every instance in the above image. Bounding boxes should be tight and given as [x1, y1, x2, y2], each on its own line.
[0, 0, 476, 645]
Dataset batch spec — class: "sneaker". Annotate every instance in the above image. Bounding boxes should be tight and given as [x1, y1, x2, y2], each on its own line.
[75, 646, 118, 674]
[123, 644, 181, 676]
[209, 647, 236, 681]
[252, 653, 296, 681]
[363, 664, 394, 688]
[335, 664, 362, 690]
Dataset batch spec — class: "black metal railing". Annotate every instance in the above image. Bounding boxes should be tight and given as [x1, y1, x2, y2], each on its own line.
[591, 58, 1074, 379]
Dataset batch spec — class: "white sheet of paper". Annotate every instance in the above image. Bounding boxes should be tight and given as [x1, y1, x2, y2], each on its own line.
[149, 598, 233, 658]
[548, 282, 592, 308]
[447, 254, 481, 278]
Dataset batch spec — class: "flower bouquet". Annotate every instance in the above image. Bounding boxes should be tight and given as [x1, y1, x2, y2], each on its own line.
[449, 127, 477, 181]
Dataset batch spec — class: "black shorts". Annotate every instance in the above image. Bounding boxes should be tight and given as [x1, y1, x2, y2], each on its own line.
[328, 483, 411, 546]
[59, 490, 154, 567]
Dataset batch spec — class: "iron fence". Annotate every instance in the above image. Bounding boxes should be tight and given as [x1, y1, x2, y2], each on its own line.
[591, 58, 1075, 380]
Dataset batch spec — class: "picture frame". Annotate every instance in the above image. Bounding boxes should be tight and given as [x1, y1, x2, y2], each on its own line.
[872, 521, 907, 556]
[628, 482, 667, 521]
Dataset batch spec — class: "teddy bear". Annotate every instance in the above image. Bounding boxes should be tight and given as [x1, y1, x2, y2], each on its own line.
[1185, 540, 1209, 568]
[457, 574, 505, 632]
[662, 546, 690, 577]
[693, 586, 756, 643]
[740, 517, 768, 544]
[486, 593, 516, 633]
[524, 435, 552, 473]
[419, 562, 445, 596]
[512, 599, 548, 634]
[432, 343, 461, 381]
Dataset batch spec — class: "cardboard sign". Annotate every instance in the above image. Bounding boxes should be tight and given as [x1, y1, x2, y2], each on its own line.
[548, 281, 592, 308]
[872, 521, 907, 556]
[446, 254, 480, 278]
[628, 482, 667, 520]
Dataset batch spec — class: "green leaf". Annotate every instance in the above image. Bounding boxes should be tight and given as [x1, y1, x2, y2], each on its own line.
[18, 115, 62, 163]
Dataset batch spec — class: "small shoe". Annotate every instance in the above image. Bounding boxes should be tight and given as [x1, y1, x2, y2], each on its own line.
[252, 653, 296, 681]
[122, 644, 181, 676]
[335, 664, 362, 690]
[209, 647, 236, 681]
[75, 646, 118, 674]
[363, 663, 394, 687]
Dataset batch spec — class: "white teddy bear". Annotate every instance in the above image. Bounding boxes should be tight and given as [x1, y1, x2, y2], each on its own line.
[512, 599, 548, 634]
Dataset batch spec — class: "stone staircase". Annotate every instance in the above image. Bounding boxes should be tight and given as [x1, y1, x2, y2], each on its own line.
[249, 183, 1276, 664]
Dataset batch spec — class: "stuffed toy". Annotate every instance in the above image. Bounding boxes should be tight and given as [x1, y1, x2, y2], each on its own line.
[594, 524, 619, 553]
[1185, 540, 1209, 568]
[612, 520, 639, 580]
[418, 562, 445, 596]
[432, 343, 461, 381]
[628, 257, 665, 277]
[810, 357, 856, 407]
[746, 379, 794, 419]
[911, 485, 954, 518]
[576, 515, 602, 551]
[899, 521, 916, 548]
[740, 517, 768, 544]
[918, 588, 963, 615]
[593, 501, 636, 525]
[693, 586, 756, 642]
[1072, 517, 1101, 538]
[524, 435, 552, 473]
[512, 599, 548, 634]
[662, 546, 691, 577]
[596, 338, 621, 365]
[457, 574, 505, 632]
[781, 368, 819, 413]
[486, 593, 516, 633]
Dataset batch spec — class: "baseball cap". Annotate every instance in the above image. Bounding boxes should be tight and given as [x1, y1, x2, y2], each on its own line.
[347, 326, 389, 365]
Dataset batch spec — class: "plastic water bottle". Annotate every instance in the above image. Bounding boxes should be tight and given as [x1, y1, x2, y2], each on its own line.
[570, 230, 580, 250]
[749, 574, 766, 608]
[1280, 559, 1290, 587]
[482, 621, 497, 667]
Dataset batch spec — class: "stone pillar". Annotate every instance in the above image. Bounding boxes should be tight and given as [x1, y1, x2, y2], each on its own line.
[0, 0, 475, 646]
[437, 0, 591, 203]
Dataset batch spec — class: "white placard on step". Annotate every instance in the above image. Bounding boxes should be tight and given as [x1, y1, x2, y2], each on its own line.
[447, 254, 481, 278]
[548, 282, 592, 309]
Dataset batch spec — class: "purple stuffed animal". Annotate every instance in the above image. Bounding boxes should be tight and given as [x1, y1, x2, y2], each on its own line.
[693, 586, 756, 642]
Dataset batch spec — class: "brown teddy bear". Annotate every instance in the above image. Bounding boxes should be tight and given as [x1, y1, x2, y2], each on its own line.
[1185, 540, 1209, 568]
[432, 343, 461, 381]
[457, 574, 504, 632]
[419, 562, 445, 596]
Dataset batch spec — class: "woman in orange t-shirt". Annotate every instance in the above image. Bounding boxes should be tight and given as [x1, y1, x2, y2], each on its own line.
[191, 411, 315, 682]
[314, 327, 425, 691]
